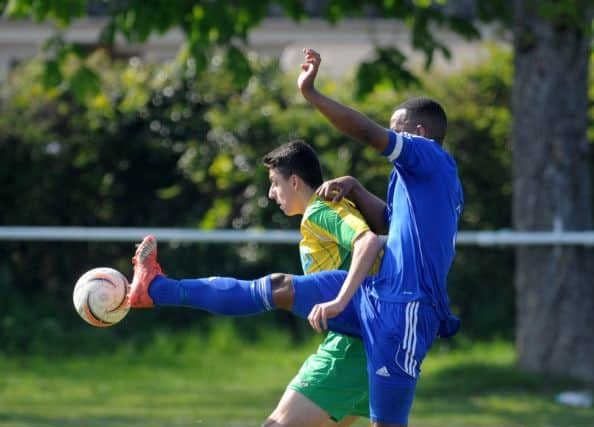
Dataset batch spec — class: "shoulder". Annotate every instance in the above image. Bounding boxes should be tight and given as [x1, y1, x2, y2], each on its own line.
[304, 197, 367, 228]
[304, 197, 352, 222]
[384, 130, 441, 162]
[395, 132, 458, 174]
[406, 134, 444, 155]
[303, 197, 333, 220]
[334, 197, 364, 220]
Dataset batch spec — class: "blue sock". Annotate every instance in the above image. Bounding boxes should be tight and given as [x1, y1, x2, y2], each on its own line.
[148, 275, 274, 316]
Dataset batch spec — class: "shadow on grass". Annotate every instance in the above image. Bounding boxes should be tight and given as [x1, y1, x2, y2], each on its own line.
[0, 387, 285, 427]
[0, 414, 146, 427]
[415, 361, 593, 427]
[420, 361, 583, 396]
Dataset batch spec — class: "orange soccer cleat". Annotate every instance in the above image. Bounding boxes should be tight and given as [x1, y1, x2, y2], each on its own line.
[128, 234, 163, 308]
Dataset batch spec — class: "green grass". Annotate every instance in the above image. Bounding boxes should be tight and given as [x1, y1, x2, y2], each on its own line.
[1, 329, 592, 427]
[415, 340, 593, 426]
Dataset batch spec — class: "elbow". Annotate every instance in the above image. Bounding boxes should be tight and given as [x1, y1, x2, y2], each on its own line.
[370, 232, 384, 253]
[358, 230, 384, 253]
[372, 223, 389, 236]
[370, 216, 389, 236]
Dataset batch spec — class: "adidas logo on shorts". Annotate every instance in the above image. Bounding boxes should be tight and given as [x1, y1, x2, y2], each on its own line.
[375, 366, 390, 377]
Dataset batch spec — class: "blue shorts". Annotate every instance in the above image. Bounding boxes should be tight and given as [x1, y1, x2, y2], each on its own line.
[292, 270, 440, 425]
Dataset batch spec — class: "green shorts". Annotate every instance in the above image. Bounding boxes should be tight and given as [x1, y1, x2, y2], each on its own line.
[287, 331, 369, 421]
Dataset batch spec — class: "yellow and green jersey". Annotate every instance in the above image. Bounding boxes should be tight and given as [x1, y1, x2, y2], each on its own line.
[289, 194, 381, 419]
[299, 195, 382, 275]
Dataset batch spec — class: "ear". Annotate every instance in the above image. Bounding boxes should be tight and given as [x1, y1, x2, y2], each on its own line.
[416, 124, 426, 137]
[290, 174, 300, 189]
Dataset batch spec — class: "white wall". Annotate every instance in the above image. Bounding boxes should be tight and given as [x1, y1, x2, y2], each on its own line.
[0, 17, 509, 79]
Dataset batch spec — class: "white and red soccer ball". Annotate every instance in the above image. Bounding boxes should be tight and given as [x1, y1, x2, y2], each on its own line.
[73, 267, 130, 327]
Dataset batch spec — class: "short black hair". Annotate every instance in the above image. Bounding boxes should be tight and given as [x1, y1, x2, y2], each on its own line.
[397, 97, 447, 144]
[263, 140, 323, 189]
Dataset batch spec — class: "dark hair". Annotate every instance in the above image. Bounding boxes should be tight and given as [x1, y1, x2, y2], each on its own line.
[396, 97, 447, 144]
[263, 140, 323, 189]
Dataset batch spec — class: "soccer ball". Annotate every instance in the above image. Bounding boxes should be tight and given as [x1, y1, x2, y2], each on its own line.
[73, 267, 130, 327]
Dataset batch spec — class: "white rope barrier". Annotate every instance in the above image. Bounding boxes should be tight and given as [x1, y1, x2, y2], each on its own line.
[1, 226, 594, 246]
[0, 227, 300, 244]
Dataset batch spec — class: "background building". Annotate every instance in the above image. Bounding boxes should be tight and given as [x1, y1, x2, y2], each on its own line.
[0, 17, 507, 79]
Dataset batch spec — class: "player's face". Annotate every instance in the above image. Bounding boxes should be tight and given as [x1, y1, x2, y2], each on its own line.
[390, 108, 425, 136]
[268, 168, 301, 216]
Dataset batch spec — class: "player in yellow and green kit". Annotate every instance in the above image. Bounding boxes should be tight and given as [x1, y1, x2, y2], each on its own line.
[128, 140, 382, 427]
[263, 140, 381, 427]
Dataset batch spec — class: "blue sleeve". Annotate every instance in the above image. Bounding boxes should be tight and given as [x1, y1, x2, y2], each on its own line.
[383, 169, 397, 226]
[382, 129, 444, 176]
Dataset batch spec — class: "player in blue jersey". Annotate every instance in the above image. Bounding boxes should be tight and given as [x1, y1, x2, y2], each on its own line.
[128, 48, 462, 427]
[298, 48, 463, 335]
[293, 48, 463, 426]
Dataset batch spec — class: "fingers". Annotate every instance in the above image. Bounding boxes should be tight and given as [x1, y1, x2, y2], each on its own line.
[332, 188, 344, 204]
[298, 48, 321, 92]
[302, 48, 321, 66]
[316, 182, 345, 203]
[303, 48, 320, 58]
[307, 304, 327, 333]
[308, 305, 321, 333]
[315, 183, 329, 199]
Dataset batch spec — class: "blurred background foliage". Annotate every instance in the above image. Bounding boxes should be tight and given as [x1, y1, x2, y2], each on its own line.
[0, 44, 539, 356]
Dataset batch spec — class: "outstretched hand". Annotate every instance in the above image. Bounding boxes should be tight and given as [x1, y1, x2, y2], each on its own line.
[308, 299, 346, 333]
[316, 176, 358, 203]
[298, 48, 321, 95]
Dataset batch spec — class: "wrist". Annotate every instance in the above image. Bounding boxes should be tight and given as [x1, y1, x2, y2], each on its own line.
[349, 178, 363, 198]
[301, 86, 319, 102]
[333, 295, 349, 310]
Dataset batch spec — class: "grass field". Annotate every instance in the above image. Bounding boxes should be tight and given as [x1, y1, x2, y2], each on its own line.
[1, 326, 592, 427]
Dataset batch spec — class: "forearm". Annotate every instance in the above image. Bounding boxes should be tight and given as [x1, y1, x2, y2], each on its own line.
[335, 231, 384, 306]
[348, 179, 389, 234]
[303, 88, 389, 153]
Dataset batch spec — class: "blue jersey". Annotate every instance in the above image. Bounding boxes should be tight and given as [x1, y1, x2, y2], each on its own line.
[373, 130, 463, 322]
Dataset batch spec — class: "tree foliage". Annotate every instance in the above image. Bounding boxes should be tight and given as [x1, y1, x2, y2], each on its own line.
[3, 0, 593, 381]
[0, 46, 521, 353]
[1, 0, 496, 102]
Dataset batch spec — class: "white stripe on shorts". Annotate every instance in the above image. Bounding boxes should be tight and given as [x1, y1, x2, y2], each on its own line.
[403, 301, 419, 378]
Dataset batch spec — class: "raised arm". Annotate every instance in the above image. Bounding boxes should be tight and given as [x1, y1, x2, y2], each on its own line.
[316, 176, 389, 235]
[298, 48, 390, 153]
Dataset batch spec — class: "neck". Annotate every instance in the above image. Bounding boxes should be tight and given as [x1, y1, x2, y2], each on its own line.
[296, 187, 316, 215]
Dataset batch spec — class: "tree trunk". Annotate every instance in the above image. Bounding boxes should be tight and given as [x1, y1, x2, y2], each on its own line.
[512, 1, 594, 381]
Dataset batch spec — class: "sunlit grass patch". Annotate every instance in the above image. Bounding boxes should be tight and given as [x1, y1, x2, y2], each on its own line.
[1, 333, 592, 427]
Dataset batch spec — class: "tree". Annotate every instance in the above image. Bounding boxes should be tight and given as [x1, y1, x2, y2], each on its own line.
[512, 0, 594, 381]
[2, 0, 593, 381]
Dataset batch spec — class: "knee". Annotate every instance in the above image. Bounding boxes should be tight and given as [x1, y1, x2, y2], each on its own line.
[270, 273, 294, 310]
